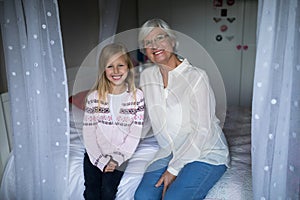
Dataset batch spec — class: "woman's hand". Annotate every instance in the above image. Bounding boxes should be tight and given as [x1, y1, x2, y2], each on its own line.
[155, 170, 176, 199]
[104, 160, 118, 173]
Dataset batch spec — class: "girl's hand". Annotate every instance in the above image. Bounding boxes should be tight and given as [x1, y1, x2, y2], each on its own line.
[155, 170, 176, 199]
[104, 160, 118, 173]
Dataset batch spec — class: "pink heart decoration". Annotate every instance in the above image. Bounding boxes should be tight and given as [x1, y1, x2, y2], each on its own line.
[236, 45, 242, 50]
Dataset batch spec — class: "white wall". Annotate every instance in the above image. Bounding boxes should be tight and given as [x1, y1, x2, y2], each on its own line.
[136, 0, 257, 107]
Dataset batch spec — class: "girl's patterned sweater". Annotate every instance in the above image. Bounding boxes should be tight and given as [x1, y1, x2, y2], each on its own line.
[83, 89, 144, 171]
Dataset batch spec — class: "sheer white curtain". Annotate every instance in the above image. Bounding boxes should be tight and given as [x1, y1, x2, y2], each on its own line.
[252, 0, 300, 199]
[98, 0, 121, 44]
[1, 0, 69, 199]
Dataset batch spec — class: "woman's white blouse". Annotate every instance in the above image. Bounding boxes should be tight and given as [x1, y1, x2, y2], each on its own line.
[140, 59, 230, 176]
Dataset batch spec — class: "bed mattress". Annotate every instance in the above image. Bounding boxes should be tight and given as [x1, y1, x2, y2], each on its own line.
[0, 106, 252, 200]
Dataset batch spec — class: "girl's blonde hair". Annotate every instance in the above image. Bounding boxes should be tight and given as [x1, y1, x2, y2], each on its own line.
[90, 43, 136, 102]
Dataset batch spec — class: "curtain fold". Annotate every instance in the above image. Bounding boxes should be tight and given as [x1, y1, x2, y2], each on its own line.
[98, 0, 121, 44]
[252, 0, 300, 199]
[1, 0, 69, 199]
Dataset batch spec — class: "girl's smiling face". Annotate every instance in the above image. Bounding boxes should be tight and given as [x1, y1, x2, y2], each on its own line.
[143, 27, 175, 66]
[105, 53, 129, 93]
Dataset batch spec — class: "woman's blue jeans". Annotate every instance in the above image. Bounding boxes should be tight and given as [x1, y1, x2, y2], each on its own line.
[134, 155, 226, 200]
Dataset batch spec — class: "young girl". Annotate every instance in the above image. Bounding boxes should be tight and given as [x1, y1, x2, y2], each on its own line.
[82, 43, 145, 200]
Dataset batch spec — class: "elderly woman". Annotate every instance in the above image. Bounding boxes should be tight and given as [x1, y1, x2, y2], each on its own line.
[134, 18, 230, 200]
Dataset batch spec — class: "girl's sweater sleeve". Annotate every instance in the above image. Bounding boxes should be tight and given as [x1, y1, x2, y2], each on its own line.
[111, 90, 145, 165]
[83, 93, 110, 171]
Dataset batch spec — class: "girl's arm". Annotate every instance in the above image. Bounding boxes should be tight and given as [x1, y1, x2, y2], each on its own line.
[83, 93, 110, 171]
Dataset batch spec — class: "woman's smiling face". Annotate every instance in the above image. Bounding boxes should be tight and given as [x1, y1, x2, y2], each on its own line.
[143, 27, 175, 65]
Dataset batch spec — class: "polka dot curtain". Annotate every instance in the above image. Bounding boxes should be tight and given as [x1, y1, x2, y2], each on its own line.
[252, 0, 300, 199]
[1, 0, 69, 199]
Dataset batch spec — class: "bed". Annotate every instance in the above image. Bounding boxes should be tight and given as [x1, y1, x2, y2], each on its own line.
[0, 65, 252, 200]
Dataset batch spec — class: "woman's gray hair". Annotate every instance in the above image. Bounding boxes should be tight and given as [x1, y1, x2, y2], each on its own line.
[138, 18, 178, 53]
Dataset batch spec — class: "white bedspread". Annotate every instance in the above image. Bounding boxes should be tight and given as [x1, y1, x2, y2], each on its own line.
[205, 107, 252, 200]
[0, 106, 252, 200]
